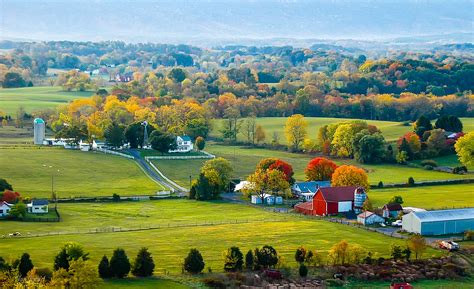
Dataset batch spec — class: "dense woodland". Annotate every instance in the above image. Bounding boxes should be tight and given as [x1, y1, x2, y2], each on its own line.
[0, 41, 473, 121]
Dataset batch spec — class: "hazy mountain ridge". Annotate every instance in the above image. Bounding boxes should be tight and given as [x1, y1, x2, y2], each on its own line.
[1, 0, 472, 46]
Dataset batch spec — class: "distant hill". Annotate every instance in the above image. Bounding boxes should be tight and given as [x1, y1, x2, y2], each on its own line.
[1, 0, 472, 46]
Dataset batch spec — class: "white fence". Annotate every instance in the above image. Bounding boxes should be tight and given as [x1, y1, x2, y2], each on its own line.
[96, 148, 134, 159]
[144, 150, 215, 160]
[145, 158, 186, 192]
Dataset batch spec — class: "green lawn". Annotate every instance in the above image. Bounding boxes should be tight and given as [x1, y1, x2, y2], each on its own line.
[211, 117, 474, 143]
[0, 147, 162, 198]
[0, 125, 35, 145]
[0, 86, 93, 114]
[412, 154, 474, 171]
[369, 184, 474, 210]
[0, 200, 440, 273]
[101, 278, 191, 289]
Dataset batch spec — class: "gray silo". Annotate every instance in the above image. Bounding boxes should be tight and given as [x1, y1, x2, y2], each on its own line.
[353, 187, 367, 214]
[33, 118, 45, 145]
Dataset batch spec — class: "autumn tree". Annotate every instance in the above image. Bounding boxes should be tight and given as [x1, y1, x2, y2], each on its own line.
[243, 117, 257, 145]
[245, 168, 290, 203]
[455, 132, 474, 166]
[362, 198, 374, 212]
[331, 165, 369, 190]
[201, 158, 233, 194]
[284, 114, 308, 151]
[195, 136, 205, 151]
[304, 157, 338, 181]
[50, 260, 101, 288]
[223, 247, 244, 272]
[255, 125, 266, 144]
[407, 235, 427, 260]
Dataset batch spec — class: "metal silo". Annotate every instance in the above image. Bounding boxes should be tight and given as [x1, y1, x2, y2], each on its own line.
[33, 118, 45, 145]
[353, 187, 367, 214]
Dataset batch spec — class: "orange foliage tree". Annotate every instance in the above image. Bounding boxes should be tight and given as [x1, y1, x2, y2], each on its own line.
[331, 165, 369, 190]
[305, 157, 338, 181]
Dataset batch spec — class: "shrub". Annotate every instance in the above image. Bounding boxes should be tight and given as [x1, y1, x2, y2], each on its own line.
[202, 276, 226, 289]
[421, 160, 438, 167]
[112, 194, 120, 201]
[98, 255, 112, 279]
[294, 246, 306, 264]
[377, 181, 383, 188]
[325, 279, 344, 287]
[407, 177, 415, 186]
[465, 230, 474, 241]
[245, 250, 254, 270]
[35, 267, 53, 281]
[109, 248, 131, 278]
[453, 166, 468, 174]
[184, 249, 205, 274]
[423, 165, 433, 170]
[254, 245, 278, 269]
[299, 263, 308, 277]
[131, 248, 155, 277]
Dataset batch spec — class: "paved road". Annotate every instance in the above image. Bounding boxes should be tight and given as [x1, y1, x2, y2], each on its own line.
[128, 149, 185, 193]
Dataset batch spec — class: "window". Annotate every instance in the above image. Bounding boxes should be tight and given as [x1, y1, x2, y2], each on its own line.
[0, 209, 3, 214]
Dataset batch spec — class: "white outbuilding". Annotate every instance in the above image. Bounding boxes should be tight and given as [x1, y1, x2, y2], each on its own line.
[251, 194, 283, 205]
[402, 208, 474, 235]
[357, 211, 385, 226]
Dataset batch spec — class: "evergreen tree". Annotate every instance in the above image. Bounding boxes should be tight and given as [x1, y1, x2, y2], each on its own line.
[245, 250, 254, 270]
[109, 248, 131, 278]
[399, 138, 413, 159]
[413, 115, 432, 137]
[184, 249, 205, 274]
[98, 255, 112, 279]
[131, 248, 155, 277]
[223, 247, 243, 272]
[18, 253, 34, 277]
[54, 248, 70, 271]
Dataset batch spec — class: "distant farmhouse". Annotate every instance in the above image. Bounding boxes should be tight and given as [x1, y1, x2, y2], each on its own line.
[357, 211, 385, 226]
[169, 136, 194, 153]
[27, 199, 49, 214]
[295, 186, 367, 216]
[382, 203, 403, 218]
[292, 181, 331, 201]
[115, 72, 133, 82]
[402, 208, 474, 235]
[0, 201, 12, 217]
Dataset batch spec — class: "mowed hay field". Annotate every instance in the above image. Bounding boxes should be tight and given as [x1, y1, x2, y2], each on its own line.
[0, 86, 93, 114]
[211, 117, 474, 143]
[0, 200, 441, 273]
[0, 147, 162, 198]
[369, 184, 474, 210]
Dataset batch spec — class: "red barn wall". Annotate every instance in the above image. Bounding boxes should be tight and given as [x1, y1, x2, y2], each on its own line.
[312, 192, 327, 215]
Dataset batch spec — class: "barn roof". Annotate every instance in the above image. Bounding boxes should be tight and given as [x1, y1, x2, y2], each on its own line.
[318, 186, 359, 202]
[412, 208, 474, 222]
[295, 201, 313, 211]
[383, 203, 403, 211]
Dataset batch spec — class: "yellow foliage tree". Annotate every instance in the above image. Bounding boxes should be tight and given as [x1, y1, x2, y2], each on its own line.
[331, 165, 369, 190]
[284, 114, 308, 151]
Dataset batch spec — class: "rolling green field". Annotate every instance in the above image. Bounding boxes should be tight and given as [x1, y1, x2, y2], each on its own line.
[412, 154, 474, 171]
[211, 117, 474, 143]
[0, 147, 162, 198]
[0, 200, 440, 274]
[369, 184, 474, 210]
[0, 86, 93, 114]
[102, 278, 191, 289]
[152, 143, 473, 188]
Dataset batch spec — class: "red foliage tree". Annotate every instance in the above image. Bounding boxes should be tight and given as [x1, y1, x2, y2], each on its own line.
[304, 157, 338, 181]
[268, 159, 295, 184]
[1, 190, 21, 203]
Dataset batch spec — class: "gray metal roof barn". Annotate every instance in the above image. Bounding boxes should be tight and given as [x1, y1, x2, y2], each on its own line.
[402, 208, 474, 236]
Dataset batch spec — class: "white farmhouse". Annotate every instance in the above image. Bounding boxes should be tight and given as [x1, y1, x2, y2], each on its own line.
[169, 136, 194, 153]
[27, 199, 49, 214]
[0, 201, 12, 217]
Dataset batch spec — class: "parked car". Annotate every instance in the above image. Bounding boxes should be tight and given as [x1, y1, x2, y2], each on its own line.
[264, 269, 282, 279]
[390, 282, 413, 289]
[439, 241, 460, 251]
[391, 220, 402, 227]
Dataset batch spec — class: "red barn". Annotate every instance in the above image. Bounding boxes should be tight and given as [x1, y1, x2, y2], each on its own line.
[294, 186, 366, 216]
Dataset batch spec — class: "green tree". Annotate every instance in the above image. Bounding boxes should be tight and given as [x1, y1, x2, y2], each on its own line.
[413, 115, 433, 137]
[184, 249, 205, 274]
[51, 260, 102, 288]
[455, 132, 474, 166]
[54, 249, 70, 271]
[195, 136, 205, 151]
[254, 245, 278, 269]
[149, 130, 176, 153]
[299, 263, 308, 277]
[131, 248, 155, 277]
[18, 253, 34, 278]
[353, 133, 386, 164]
[168, 68, 186, 83]
[388, 195, 404, 205]
[295, 246, 307, 264]
[185, 118, 210, 139]
[390, 244, 403, 261]
[2, 72, 26, 88]
[0, 178, 13, 192]
[9, 203, 26, 218]
[54, 242, 89, 271]
[245, 250, 254, 270]
[223, 247, 244, 272]
[98, 255, 111, 279]
[201, 158, 233, 194]
[109, 248, 131, 278]
[104, 123, 125, 148]
[435, 115, 463, 132]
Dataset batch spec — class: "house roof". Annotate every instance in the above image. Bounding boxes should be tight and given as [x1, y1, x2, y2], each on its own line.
[31, 199, 49, 206]
[179, 136, 192, 141]
[358, 211, 374, 218]
[318, 186, 360, 202]
[295, 201, 313, 211]
[34, 118, 45, 124]
[383, 203, 403, 211]
[410, 208, 474, 223]
[0, 201, 12, 207]
[294, 181, 331, 193]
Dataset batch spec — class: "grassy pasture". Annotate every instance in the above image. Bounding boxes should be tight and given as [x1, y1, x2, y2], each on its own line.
[211, 117, 474, 143]
[102, 278, 190, 289]
[0, 147, 162, 198]
[0, 86, 93, 114]
[369, 184, 474, 210]
[0, 200, 441, 273]
[412, 154, 474, 171]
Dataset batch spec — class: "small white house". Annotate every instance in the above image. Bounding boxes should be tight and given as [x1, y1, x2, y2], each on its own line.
[357, 211, 385, 226]
[251, 194, 283, 205]
[27, 199, 49, 214]
[169, 136, 194, 153]
[0, 201, 12, 217]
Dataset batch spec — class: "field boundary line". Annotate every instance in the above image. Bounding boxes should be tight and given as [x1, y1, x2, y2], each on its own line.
[145, 158, 187, 192]
[145, 151, 215, 160]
